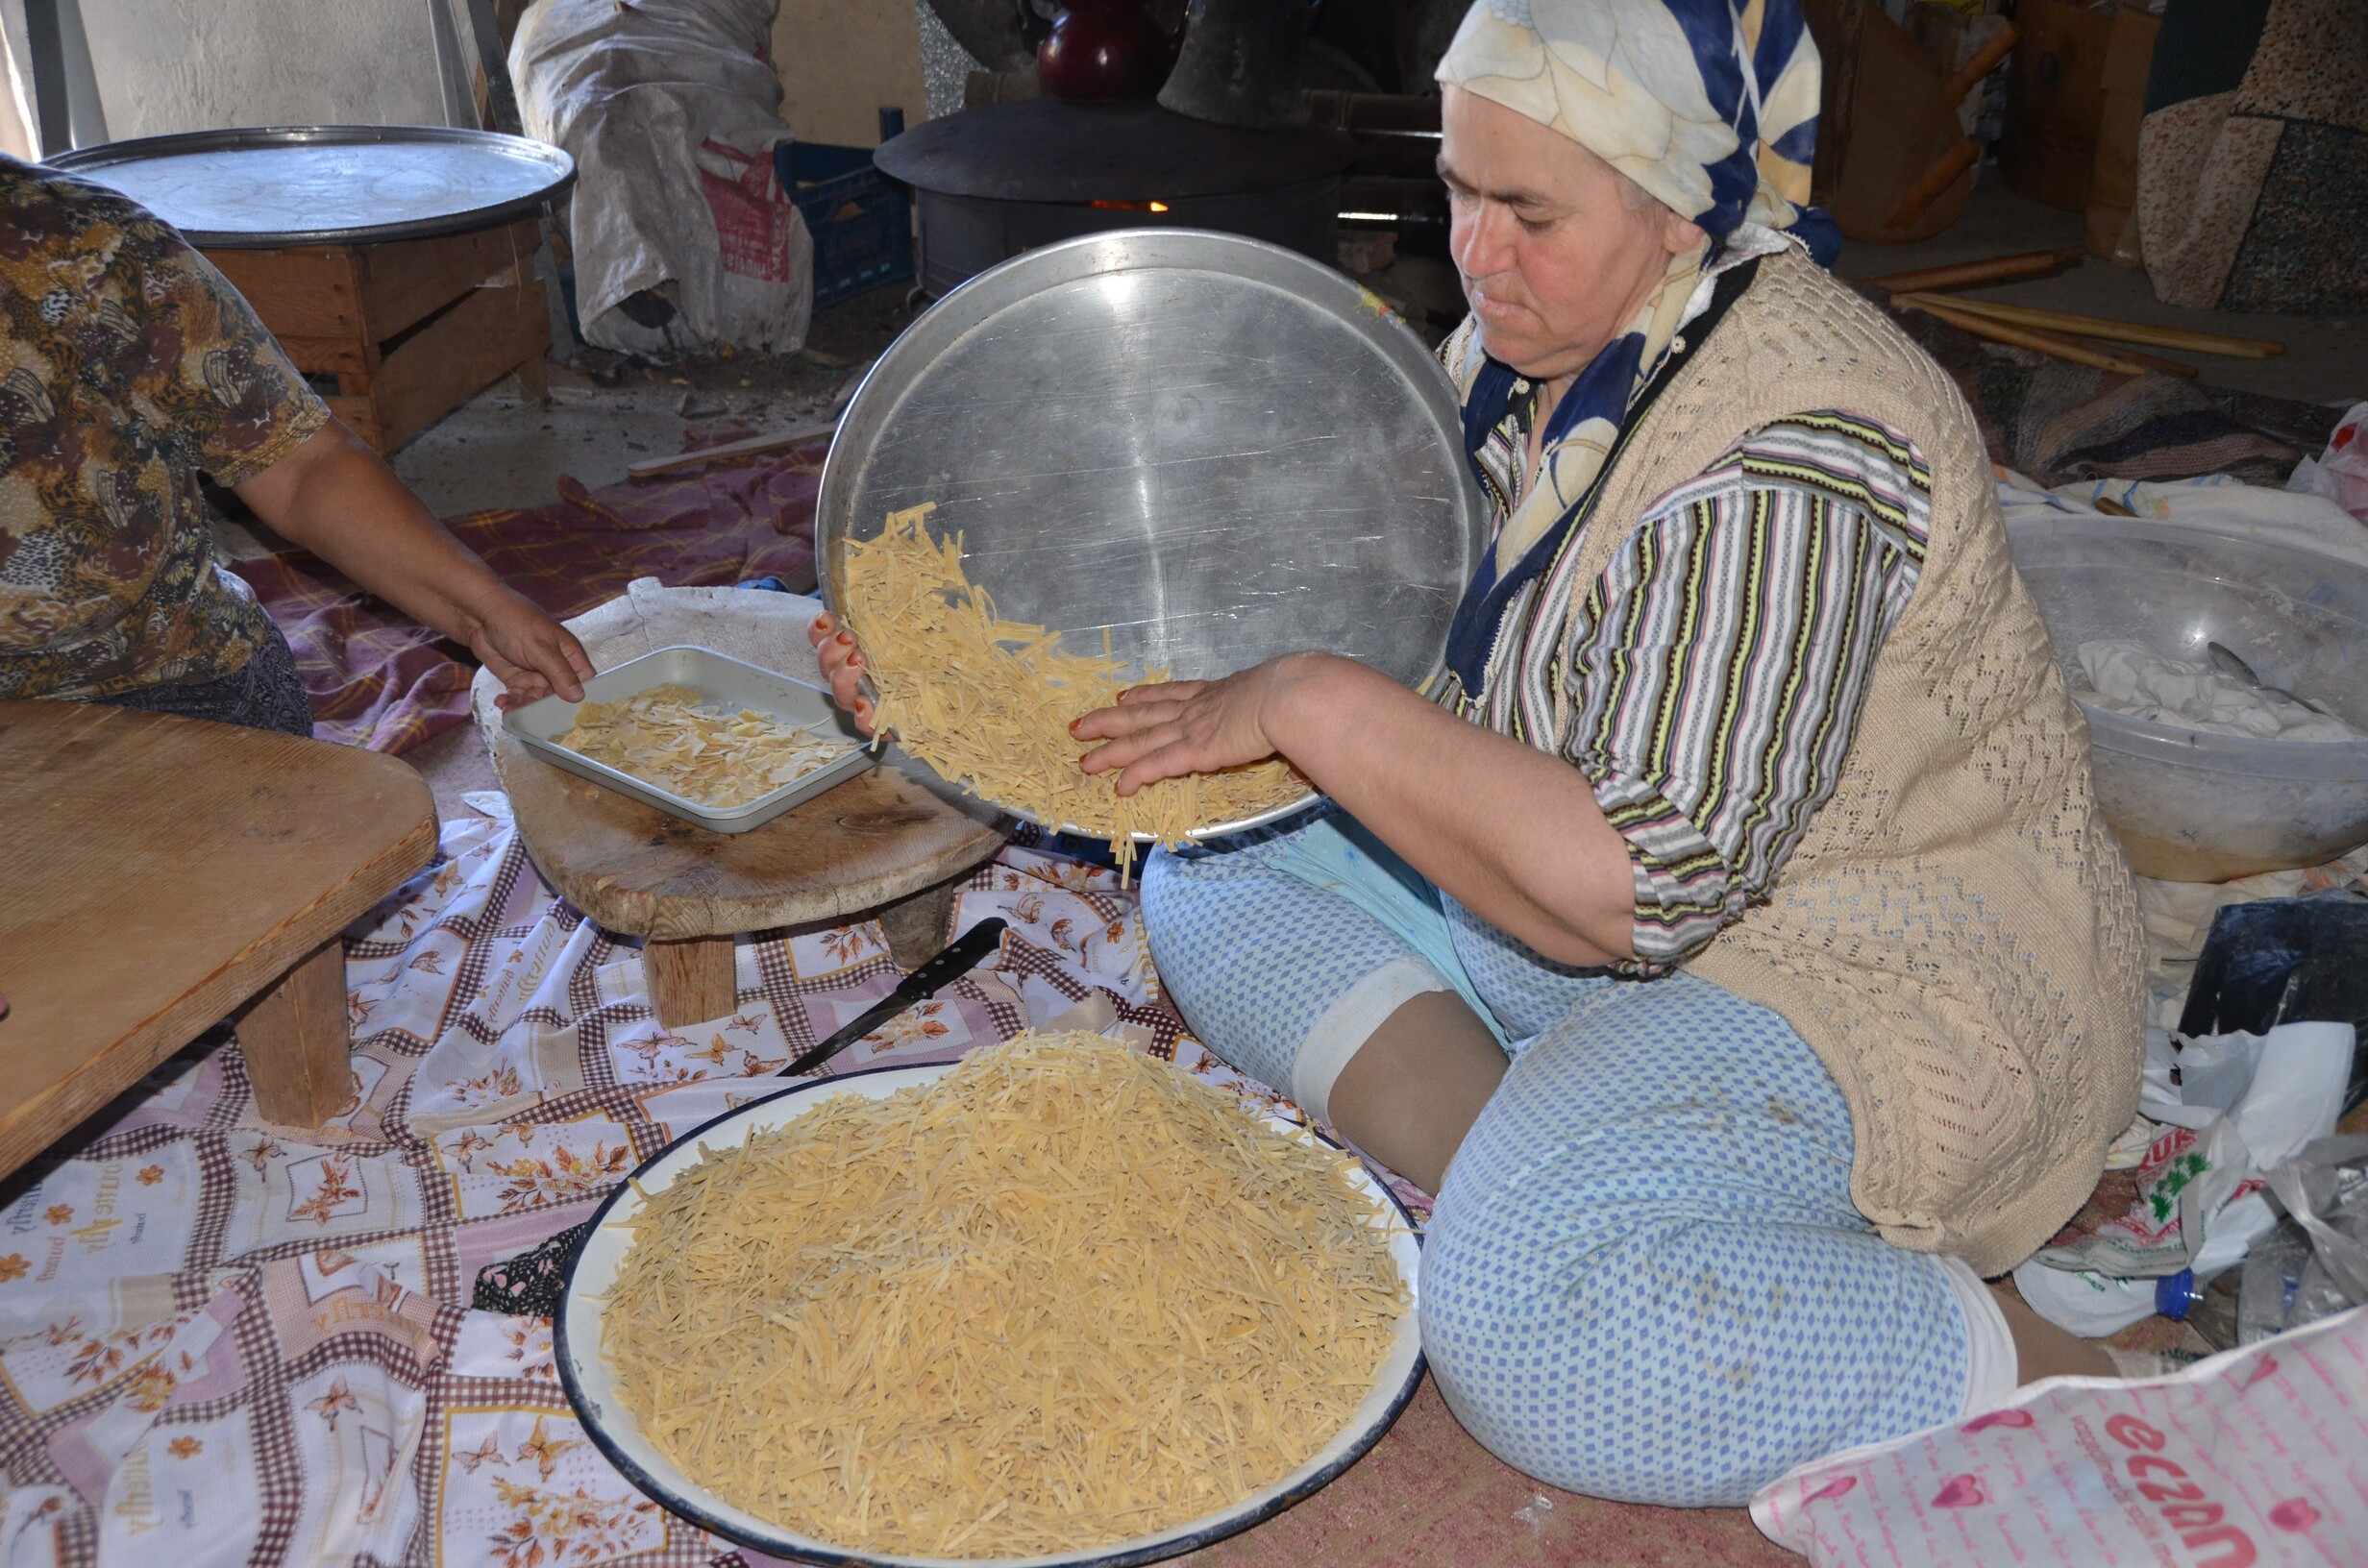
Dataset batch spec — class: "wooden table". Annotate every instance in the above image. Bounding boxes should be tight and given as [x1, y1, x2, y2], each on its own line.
[488, 724, 1009, 1029]
[0, 702, 436, 1175]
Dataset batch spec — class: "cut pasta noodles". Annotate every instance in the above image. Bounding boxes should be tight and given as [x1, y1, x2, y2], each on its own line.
[839, 505, 1307, 869]
[555, 683, 854, 809]
[601, 1033, 1409, 1558]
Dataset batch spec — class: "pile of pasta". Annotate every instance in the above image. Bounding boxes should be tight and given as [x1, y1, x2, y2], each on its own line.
[838, 505, 1306, 867]
[601, 1033, 1409, 1558]
[555, 684, 853, 809]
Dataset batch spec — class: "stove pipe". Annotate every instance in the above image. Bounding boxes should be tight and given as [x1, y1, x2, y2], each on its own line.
[1156, 0, 1315, 129]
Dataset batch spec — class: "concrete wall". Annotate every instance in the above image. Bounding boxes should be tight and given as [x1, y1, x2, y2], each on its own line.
[772, 0, 928, 148]
[76, 0, 467, 140]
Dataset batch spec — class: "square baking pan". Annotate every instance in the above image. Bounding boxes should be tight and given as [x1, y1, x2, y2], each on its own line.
[502, 646, 874, 834]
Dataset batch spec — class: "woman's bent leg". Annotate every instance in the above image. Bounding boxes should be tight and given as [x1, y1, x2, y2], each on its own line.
[1420, 973, 1992, 1506]
[1143, 828, 1472, 1121]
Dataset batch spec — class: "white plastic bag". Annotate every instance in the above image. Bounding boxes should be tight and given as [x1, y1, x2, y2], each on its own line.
[1752, 1307, 2368, 1565]
[2286, 402, 2368, 525]
[510, 0, 813, 356]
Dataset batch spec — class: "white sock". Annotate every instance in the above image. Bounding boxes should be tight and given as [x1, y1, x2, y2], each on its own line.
[1289, 957, 1450, 1125]
[1936, 1256, 2021, 1413]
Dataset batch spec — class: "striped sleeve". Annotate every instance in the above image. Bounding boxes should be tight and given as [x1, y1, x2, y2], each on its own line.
[1560, 412, 1933, 973]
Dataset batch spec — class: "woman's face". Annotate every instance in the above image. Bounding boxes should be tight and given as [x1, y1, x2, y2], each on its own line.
[1440, 86, 1705, 381]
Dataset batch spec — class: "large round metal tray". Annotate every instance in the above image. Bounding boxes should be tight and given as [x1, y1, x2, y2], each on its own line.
[817, 228, 1486, 841]
[48, 126, 575, 247]
[555, 1059, 1426, 1568]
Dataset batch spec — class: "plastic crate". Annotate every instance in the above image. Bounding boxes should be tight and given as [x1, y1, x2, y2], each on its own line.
[776, 141, 915, 310]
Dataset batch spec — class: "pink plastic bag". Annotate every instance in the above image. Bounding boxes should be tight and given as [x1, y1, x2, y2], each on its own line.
[1751, 1307, 2367, 1566]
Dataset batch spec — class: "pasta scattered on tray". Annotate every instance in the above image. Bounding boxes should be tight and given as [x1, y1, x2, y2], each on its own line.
[840, 504, 1307, 867]
[601, 1033, 1410, 1558]
[555, 683, 854, 810]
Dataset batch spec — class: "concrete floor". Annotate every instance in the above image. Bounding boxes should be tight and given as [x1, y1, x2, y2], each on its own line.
[1834, 184, 2363, 406]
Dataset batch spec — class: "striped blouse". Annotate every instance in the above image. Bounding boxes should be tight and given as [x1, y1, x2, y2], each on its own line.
[1468, 404, 1934, 972]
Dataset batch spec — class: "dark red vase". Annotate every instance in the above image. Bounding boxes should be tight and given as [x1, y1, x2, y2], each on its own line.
[1037, 0, 1176, 105]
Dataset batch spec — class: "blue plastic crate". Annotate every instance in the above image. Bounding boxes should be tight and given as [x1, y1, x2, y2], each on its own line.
[777, 141, 915, 310]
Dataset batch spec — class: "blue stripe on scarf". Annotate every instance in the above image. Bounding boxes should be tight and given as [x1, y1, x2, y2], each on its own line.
[1447, 328, 1649, 689]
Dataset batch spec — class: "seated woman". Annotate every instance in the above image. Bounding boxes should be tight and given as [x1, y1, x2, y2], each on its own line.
[819, 0, 2146, 1506]
[0, 157, 590, 733]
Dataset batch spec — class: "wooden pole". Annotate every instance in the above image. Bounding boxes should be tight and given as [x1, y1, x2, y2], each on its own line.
[2067, 335, 2197, 379]
[1887, 137, 1982, 231]
[1897, 292, 2285, 358]
[1905, 296, 2158, 377]
[1859, 247, 2087, 294]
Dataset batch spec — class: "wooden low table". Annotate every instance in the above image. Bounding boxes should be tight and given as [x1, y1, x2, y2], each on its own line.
[208, 216, 552, 453]
[0, 702, 436, 1175]
[488, 725, 1009, 1029]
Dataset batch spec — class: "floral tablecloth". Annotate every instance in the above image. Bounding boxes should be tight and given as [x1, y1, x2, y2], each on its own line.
[0, 808, 1325, 1567]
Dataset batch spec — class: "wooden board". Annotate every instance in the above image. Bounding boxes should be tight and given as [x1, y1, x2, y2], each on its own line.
[0, 702, 435, 1177]
[205, 217, 541, 348]
[2084, 5, 2161, 263]
[204, 246, 363, 340]
[1830, 6, 1976, 242]
[488, 723, 1008, 941]
[2000, 0, 2116, 214]
[334, 275, 550, 453]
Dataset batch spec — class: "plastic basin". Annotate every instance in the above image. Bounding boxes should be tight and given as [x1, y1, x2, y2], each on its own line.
[2005, 518, 2368, 881]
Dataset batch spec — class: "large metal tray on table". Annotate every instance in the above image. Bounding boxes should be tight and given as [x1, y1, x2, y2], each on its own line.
[47, 125, 575, 246]
[817, 228, 1488, 842]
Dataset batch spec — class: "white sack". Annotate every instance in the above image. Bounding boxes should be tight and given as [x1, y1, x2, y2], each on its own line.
[511, 0, 813, 355]
[1752, 1307, 2368, 1566]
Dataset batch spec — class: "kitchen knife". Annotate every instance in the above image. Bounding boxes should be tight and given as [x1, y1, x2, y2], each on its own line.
[778, 917, 1007, 1077]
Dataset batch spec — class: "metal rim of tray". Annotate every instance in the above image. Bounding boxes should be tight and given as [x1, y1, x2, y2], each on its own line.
[816, 227, 1486, 845]
[48, 125, 576, 247]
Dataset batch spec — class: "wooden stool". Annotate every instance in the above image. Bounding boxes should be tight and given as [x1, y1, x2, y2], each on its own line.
[208, 216, 551, 453]
[488, 726, 1009, 1030]
[0, 703, 436, 1174]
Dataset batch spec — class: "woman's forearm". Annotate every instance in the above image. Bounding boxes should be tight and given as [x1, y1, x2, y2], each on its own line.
[1268, 654, 1637, 967]
[233, 422, 518, 643]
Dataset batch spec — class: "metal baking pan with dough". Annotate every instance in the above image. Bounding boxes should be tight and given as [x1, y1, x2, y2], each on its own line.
[503, 646, 874, 834]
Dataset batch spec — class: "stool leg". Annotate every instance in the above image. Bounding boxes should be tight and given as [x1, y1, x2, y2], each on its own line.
[235, 938, 354, 1127]
[876, 874, 967, 971]
[647, 936, 737, 1030]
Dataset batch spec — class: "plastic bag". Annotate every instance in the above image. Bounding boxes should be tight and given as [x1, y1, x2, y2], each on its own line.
[510, 0, 813, 356]
[1752, 1306, 2368, 1565]
[2286, 402, 2368, 524]
[2240, 1135, 2368, 1345]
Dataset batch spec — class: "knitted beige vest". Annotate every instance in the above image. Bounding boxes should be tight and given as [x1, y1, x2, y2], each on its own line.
[1564, 250, 2145, 1275]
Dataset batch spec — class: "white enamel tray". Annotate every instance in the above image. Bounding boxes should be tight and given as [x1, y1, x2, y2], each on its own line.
[553, 1060, 1426, 1567]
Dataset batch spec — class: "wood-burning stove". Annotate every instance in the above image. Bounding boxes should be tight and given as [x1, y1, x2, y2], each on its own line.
[874, 96, 1357, 297]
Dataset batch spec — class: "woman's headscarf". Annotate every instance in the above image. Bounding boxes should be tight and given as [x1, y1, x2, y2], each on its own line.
[1437, 0, 1830, 253]
[1434, 0, 1835, 692]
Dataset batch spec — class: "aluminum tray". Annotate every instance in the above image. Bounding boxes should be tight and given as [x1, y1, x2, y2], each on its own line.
[503, 648, 874, 835]
[816, 228, 1486, 843]
[48, 126, 575, 247]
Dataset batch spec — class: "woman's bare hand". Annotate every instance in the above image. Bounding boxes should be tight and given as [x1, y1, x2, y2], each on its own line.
[806, 611, 879, 736]
[1072, 654, 1327, 795]
[466, 587, 595, 711]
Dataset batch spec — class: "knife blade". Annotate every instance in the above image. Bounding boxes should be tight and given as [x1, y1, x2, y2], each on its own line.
[778, 917, 1008, 1078]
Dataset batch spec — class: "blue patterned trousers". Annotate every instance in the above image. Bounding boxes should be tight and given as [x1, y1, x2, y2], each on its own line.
[1142, 810, 1982, 1506]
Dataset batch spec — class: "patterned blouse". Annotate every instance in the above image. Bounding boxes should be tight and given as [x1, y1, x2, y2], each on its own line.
[1468, 391, 1932, 973]
[0, 159, 328, 701]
